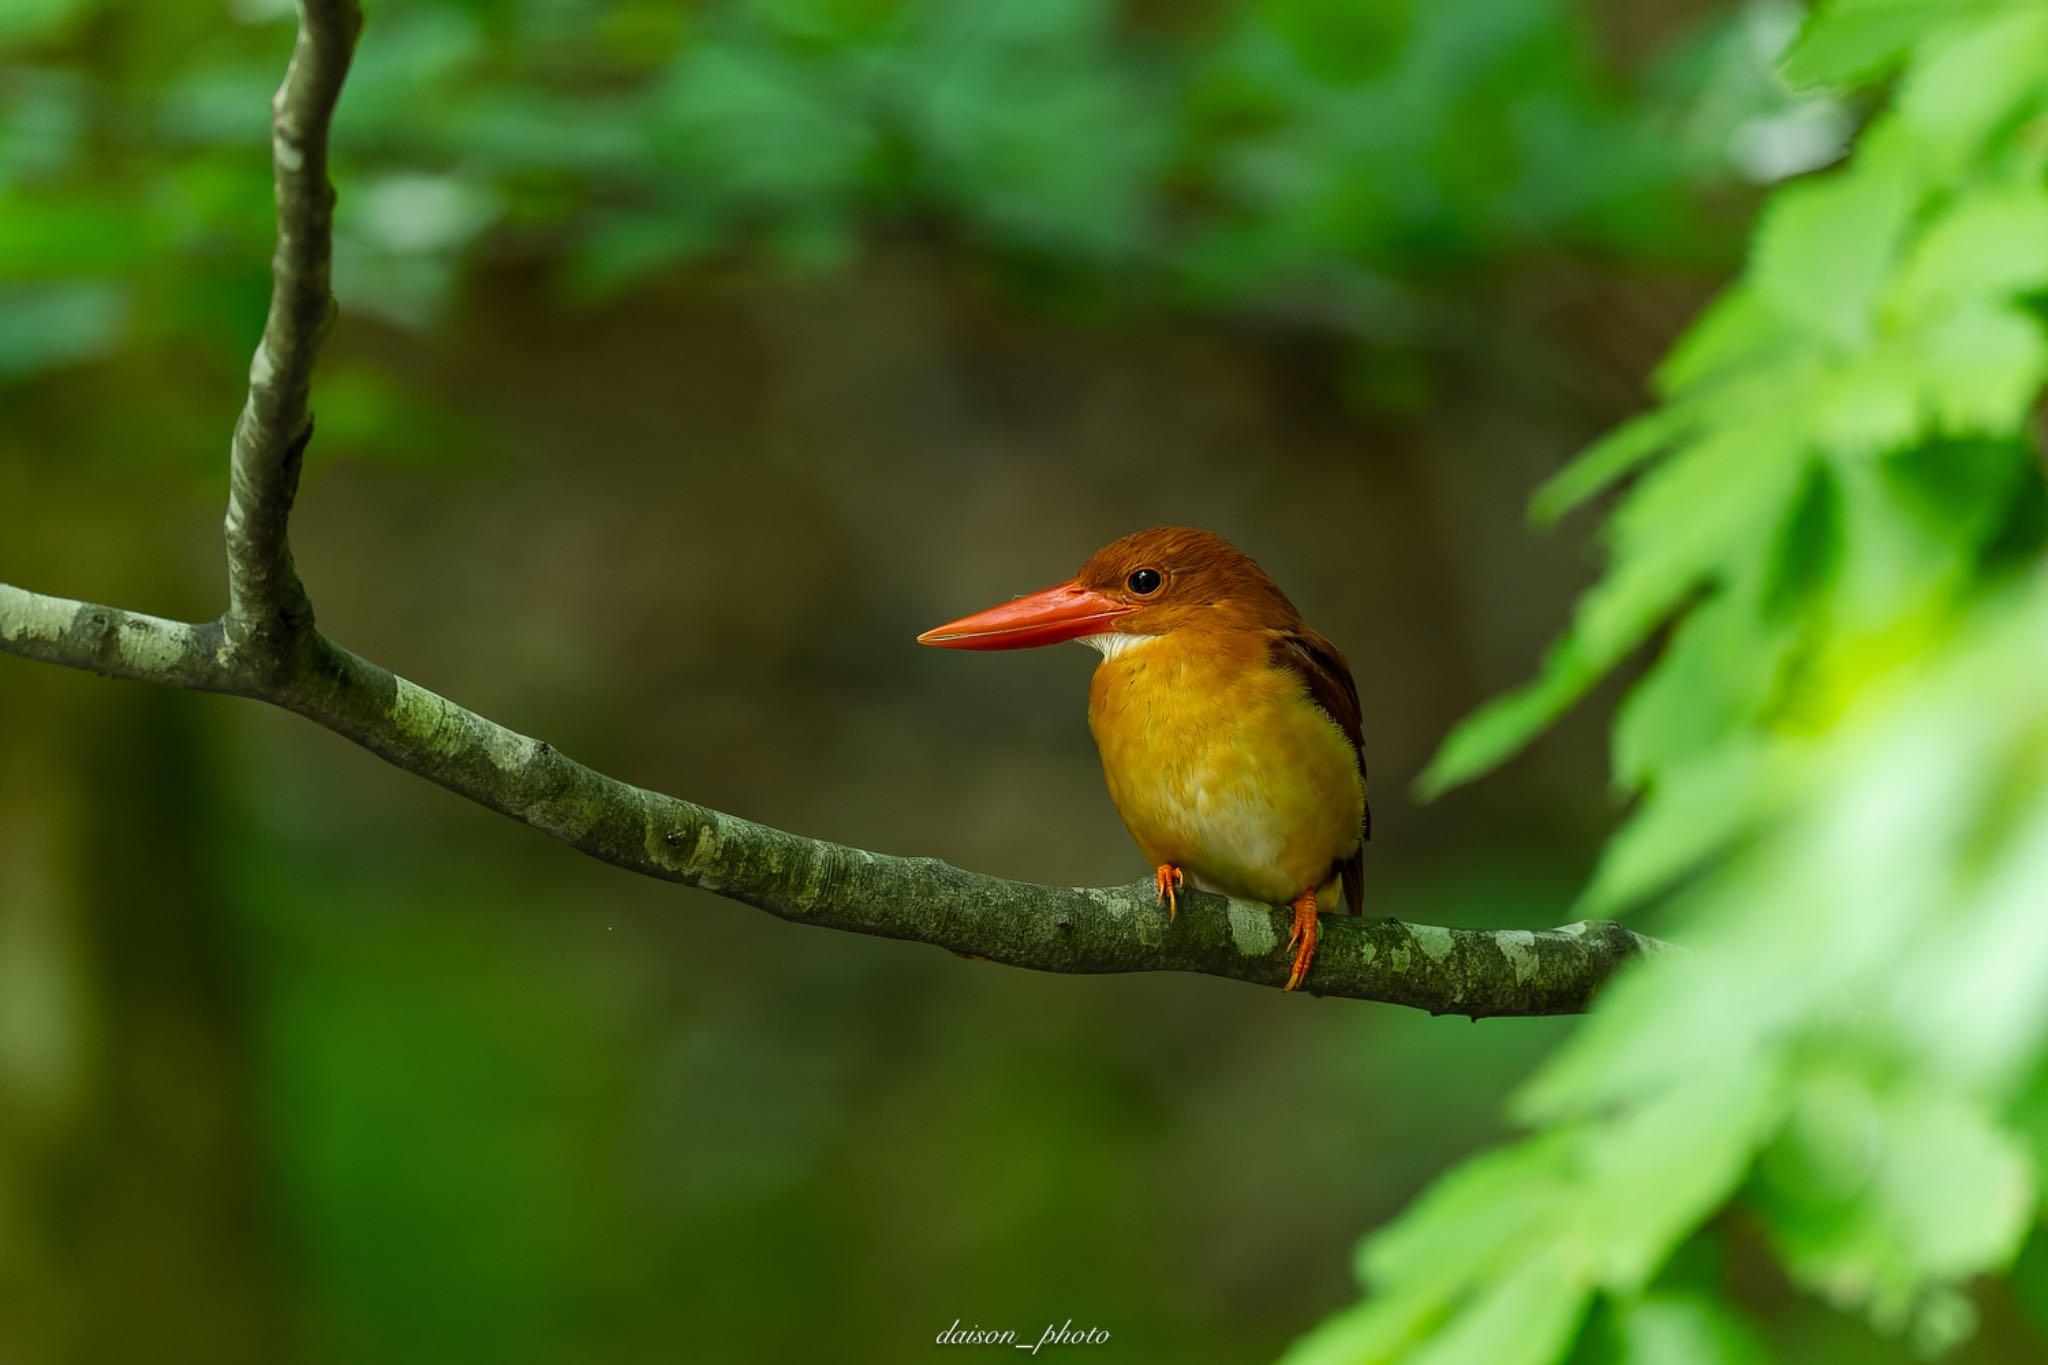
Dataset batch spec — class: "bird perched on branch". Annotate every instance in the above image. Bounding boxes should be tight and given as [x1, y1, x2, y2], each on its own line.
[918, 527, 1369, 990]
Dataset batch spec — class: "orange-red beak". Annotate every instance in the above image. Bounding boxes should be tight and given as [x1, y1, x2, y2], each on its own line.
[917, 579, 1137, 650]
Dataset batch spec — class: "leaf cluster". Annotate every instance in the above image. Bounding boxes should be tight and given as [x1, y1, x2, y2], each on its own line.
[1334, 3, 2048, 1360]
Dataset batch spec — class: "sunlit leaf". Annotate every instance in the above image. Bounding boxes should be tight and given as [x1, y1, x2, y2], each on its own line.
[1778, 0, 1964, 89]
[1751, 168, 1913, 351]
[1610, 583, 1788, 788]
[1810, 347, 1922, 458]
[1281, 1292, 1444, 1365]
[1407, 1254, 1589, 1365]
[1577, 740, 1768, 915]
[1913, 305, 2048, 434]
[1361, 7, 2048, 1359]
[1422, 423, 1802, 798]
[1602, 1291, 1771, 1365]
[1888, 188, 2048, 322]
[1574, 1064, 1782, 1291]
[1891, 7, 2048, 176]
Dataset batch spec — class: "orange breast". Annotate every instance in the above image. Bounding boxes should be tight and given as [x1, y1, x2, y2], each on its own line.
[1086, 631, 1365, 905]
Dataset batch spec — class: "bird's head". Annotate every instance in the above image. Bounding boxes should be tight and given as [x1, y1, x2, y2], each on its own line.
[916, 526, 1300, 651]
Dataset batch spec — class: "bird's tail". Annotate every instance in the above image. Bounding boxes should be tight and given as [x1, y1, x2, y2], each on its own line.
[1341, 845, 1365, 916]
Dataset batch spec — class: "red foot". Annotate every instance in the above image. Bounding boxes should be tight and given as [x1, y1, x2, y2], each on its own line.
[1284, 889, 1320, 992]
[1154, 864, 1185, 919]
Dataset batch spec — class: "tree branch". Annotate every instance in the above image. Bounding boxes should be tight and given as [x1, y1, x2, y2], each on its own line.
[0, 595, 1663, 1013]
[222, 0, 360, 656]
[0, 584, 235, 692]
[0, 0, 1669, 1016]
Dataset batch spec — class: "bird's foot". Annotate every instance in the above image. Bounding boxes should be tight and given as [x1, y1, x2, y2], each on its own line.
[1284, 889, 1320, 992]
[1153, 864, 1185, 919]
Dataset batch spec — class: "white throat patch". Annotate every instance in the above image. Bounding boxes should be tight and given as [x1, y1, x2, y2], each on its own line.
[1078, 633, 1161, 661]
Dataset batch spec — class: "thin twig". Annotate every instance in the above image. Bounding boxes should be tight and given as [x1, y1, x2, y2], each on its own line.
[222, 0, 361, 657]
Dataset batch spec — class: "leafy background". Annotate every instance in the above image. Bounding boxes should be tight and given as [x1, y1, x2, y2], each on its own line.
[5, 0, 2047, 1362]
[1305, 2, 2048, 1362]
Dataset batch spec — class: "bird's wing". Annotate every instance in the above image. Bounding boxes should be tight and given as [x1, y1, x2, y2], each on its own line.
[1269, 628, 1370, 914]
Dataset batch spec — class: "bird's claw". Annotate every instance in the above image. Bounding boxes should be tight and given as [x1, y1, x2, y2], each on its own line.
[1284, 890, 1319, 992]
[1153, 864, 1184, 919]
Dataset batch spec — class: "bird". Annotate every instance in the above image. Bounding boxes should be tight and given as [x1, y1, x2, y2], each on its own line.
[917, 527, 1368, 991]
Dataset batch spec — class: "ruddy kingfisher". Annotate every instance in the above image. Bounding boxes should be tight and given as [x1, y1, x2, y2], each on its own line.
[917, 527, 1369, 991]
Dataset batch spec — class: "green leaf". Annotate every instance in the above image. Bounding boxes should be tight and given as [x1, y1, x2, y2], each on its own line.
[1513, 927, 1778, 1123]
[1810, 346, 1924, 458]
[1360, 1130, 1578, 1295]
[1287, 1134, 1581, 1365]
[1882, 799, 2048, 1087]
[1892, 7, 2048, 177]
[1573, 1065, 1781, 1291]
[1610, 581, 1792, 789]
[1281, 1289, 1445, 1365]
[1604, 1291, 1772, 1365]
[1881, 437, 2037, 552]
[1822, 453, 1974, 632]
[1408, 1253, 1591, 1365]
[1751, 168, 1913, 351]
[1578, 740, 1769, 916]
[1755, 1079, 2035, 1323]
[1778, 0, 1966, 89]
[1889, 189, 2048, 323]
[1655, 287, 1781, 396]
[1414, 643, 1608, 800]
[1762, 459, 1847, 621]
[1912, 304, 2048, 434]
[1422, 425, 1803, 798]
[1530, 406, 1691, 526]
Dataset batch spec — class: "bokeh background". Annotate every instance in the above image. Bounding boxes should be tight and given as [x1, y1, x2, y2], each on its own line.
[6, 1, 2042, 1363]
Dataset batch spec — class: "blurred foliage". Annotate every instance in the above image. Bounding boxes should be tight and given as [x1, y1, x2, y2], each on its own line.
[1315, 1, 2048, 1361]
[0, 0, 1815, 388]
[19, 1, 2048, 1363]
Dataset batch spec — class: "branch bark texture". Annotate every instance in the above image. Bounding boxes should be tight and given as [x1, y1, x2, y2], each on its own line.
[0, 0, 1667, 1016]
[223, 0, 359, 654]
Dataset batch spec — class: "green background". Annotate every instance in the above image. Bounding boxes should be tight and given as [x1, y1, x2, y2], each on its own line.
[6, 1, 2047, 1362]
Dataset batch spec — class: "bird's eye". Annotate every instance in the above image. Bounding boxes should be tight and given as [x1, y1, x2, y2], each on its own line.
[1127, 568, 1162, 596]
